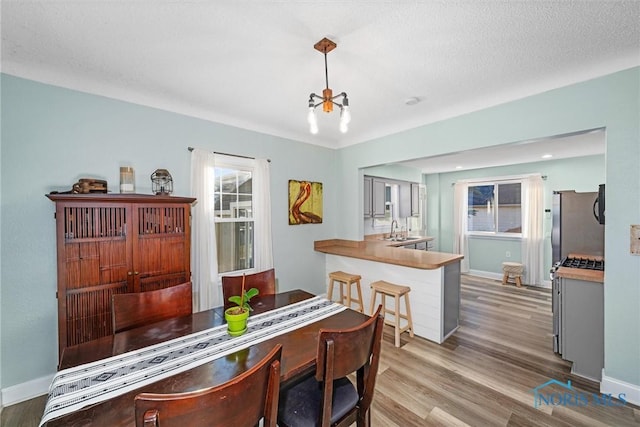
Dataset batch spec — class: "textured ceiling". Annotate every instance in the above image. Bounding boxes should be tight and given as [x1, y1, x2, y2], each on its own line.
[2, 1, 639, 155]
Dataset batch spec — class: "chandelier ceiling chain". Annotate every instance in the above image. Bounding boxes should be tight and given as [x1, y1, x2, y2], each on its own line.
[307, 37, 351, 134]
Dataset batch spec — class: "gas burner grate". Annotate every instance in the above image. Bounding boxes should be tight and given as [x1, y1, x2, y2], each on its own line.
[561, 257, 604, 271]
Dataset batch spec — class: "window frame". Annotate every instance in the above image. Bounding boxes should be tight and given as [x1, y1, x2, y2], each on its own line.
[466, 179, 523, 238]
[212, 160, 256, 275]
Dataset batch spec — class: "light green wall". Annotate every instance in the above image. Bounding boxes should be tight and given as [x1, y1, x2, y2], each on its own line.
[0, 71, 3, 401]
[338, 68, 640, 388]
[362, 163, 422, 183]
[467, 237, 522, 274]
[429, 154, 605, 278]
[0, 74, 338, 388]
[1, 68, 638, 396]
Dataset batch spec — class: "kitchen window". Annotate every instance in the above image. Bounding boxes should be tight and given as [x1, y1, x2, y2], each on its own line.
[212, 164, 254, 273]
[467, 182, 522, 234]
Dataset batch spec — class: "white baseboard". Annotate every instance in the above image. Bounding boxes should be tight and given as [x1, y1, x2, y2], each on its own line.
[1, 373, 53, 407]
[468, 270, 503, 281]
[600, 372, 640, 407]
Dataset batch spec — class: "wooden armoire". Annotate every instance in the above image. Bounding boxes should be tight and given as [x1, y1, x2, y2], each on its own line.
[46, 193, 196, 360]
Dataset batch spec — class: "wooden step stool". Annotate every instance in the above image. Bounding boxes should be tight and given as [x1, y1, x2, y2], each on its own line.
[369, 280, 414, 347]
[327, 271, 364, 313]
[502, 261, 524, 287]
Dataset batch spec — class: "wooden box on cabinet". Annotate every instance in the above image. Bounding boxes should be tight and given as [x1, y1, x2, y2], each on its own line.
[47, 193, 196, 360]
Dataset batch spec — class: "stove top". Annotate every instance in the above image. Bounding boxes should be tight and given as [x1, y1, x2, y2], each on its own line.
[561, 257, 604, 271]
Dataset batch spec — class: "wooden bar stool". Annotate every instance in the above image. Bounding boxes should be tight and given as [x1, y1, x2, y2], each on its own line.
[369, 280, 414, 347]
[327, 271, 364, 312]
[502, 262, 524, 287]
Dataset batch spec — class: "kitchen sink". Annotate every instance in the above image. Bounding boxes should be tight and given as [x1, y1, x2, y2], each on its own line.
[382, 236, 421, 242]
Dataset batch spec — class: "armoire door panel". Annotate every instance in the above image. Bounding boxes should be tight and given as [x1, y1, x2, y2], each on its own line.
[98, 239, 129, 287]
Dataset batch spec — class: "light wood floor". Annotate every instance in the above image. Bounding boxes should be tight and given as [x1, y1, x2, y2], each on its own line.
[3, 275, 639, 426]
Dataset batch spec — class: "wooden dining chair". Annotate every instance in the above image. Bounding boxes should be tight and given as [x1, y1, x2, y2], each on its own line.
[134, 344, 282, 427]
[222, 268, 276, 310]
[112, 282, 193, 333]
[277, 305, 384, 427]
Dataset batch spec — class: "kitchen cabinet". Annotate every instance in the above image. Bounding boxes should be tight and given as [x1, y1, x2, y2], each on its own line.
[399, 241, 426, 250]
[47, 193, 196, 360]
[363, 176, 386, 218]
[399, 181, 420, 218]
[411, 183, 420, 216]
[364, 176, 372, 217]
[559, 277, 603, 380]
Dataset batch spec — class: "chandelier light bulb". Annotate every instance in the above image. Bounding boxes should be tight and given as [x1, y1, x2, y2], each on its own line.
[339, 121, 348, 134]
[308, 107, 318, 134]
[307, 107, 317, 125]
[341, 106, 351, 125]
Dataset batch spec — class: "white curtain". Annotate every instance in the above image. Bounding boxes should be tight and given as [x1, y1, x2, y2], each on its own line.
[190, 151, 273, 311]
[521, 174, 544, 285]
[253, 158, 274, 271]
[453, 182, 470, 273]
[190, 148, 218, 312]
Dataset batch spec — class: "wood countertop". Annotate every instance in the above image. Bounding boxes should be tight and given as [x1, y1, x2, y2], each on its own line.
[314, 239, 463, 270]
[555, 253, 604, 283]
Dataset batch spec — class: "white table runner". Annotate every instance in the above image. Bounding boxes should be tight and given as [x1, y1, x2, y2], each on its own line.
[40, 296, 346, 426]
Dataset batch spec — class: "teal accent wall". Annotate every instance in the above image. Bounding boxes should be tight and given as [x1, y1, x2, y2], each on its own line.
[0, 74, 337, 388]
[338, 68, 640, 389]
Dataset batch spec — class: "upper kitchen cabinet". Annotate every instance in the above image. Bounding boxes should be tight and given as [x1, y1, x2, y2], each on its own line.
[399, 181, 420, 218]
[411, 182, 420, 216]
[363, 176, 386, 218]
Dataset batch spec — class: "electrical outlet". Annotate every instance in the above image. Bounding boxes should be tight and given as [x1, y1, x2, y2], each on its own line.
[506, 251, 511, 258]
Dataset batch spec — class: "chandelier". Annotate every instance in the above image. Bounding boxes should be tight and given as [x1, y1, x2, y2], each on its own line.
[307, 37, 351, 134]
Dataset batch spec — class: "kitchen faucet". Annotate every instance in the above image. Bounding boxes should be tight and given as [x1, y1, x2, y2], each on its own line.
[389, 220, 398, 239]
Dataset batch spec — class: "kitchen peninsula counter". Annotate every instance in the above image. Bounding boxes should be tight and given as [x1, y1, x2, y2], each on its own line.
[314, 238, 463, 344]
[314, 239, 463, 269]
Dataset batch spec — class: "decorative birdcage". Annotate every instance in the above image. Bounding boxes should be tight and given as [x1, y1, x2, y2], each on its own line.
[150, 169, 173, 195]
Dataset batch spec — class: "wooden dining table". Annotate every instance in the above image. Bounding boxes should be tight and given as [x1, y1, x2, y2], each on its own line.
[46, 290, 369, 426]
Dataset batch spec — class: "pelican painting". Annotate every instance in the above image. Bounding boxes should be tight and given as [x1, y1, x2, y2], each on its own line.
[288, 180, 323, 225]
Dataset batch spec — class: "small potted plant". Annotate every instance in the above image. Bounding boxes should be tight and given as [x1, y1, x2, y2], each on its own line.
[224, 274, 259, 337]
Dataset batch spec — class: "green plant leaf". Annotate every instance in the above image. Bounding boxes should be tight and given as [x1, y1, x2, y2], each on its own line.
[228, 288, 259, 311]
[245, 287, 259, 300]
[228, 295, 243, 306]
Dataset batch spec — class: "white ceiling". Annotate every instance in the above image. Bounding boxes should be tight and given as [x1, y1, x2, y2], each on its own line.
[2, 1, 639, 160]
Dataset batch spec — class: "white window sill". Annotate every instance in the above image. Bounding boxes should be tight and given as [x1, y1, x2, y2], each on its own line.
[467, 233, 522, 241]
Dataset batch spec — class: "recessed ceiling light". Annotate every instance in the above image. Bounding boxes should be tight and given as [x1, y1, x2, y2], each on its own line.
[455, 165, 463, 169]
[404, 97, 420, 106]
[542, 154, 553, 159]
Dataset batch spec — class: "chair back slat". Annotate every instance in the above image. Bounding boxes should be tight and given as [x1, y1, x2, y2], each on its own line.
[112, 282, 192, 333]
[222, 268, 276, 310]
[135, 344, 282, 427]
[316, 305, 384, 426]
[315, 305, 383, 381]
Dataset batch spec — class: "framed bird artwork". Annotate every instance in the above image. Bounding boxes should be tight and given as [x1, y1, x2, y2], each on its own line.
[288, 180, 323, 225]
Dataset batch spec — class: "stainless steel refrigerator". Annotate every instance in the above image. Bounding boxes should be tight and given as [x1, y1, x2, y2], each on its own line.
[551, 190, 604, 264]
[550, 189, 604, 356]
